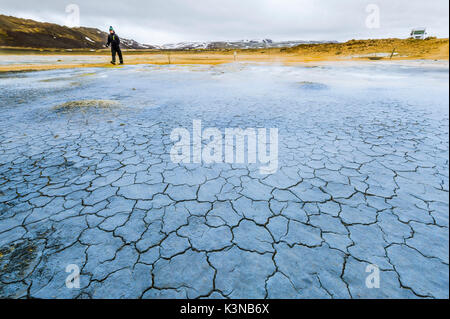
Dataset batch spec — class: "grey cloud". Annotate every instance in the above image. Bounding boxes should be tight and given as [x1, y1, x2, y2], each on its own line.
[1, 0, 448, 44]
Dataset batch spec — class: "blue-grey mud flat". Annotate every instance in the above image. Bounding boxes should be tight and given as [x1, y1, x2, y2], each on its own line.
[0, 60, 448, 299]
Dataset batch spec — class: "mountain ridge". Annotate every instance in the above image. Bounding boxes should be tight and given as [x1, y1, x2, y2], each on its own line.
[159, 39, 338, 50]
[0, 15, 154, 49]
[0, 15, 339, 51]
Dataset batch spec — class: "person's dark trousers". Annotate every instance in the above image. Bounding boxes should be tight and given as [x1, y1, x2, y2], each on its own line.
[111, 46, 123, 64]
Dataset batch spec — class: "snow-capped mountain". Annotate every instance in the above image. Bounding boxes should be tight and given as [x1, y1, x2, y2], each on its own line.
[0, 15, 336, 51]
[158, 39, 337, 50]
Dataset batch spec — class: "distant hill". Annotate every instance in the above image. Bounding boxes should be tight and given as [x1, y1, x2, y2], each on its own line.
[0, 15, 155, 49]
[160, 39, 338, 50]
[0, 15, 339, 51]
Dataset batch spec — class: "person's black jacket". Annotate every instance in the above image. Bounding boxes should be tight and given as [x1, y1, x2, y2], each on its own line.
[106, 33, 121, 48]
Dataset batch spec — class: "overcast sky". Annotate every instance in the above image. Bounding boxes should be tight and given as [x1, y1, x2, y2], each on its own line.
[1, 0, 448, 45]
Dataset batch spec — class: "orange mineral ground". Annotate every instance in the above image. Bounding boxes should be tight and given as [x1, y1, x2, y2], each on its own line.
[0, 38, 448, 72]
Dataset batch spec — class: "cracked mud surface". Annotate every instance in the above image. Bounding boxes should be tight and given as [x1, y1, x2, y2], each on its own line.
[0, 62, 448, 299]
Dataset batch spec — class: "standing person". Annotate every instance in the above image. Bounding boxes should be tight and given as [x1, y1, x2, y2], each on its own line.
[106, 26, 123, 65]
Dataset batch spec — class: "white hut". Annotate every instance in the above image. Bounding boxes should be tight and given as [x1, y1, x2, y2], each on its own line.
[410, 28, 427, 39]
